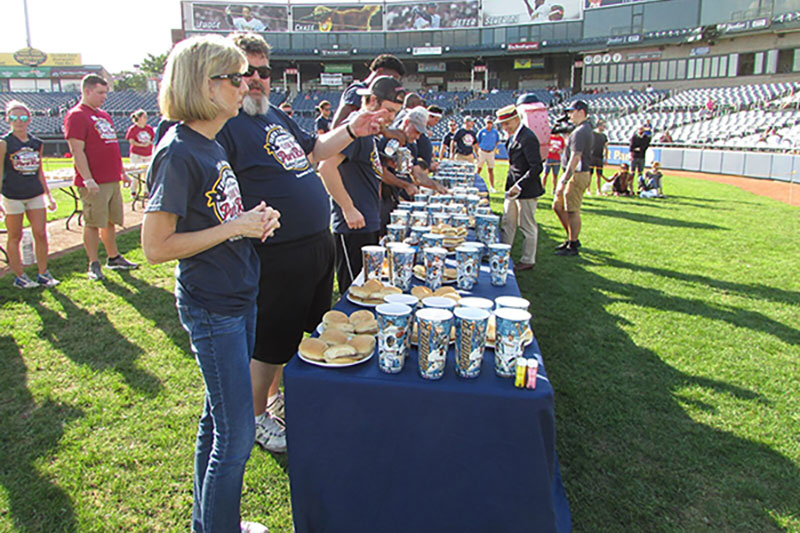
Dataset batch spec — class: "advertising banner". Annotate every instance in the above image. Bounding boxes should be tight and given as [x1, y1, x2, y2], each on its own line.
[385, 0, 478, 31]
[418, 62, 447, 73]
[188, 2, 289, 32]
[584, 0, 653, 8]
[0, 52, 82, 67]
[321, 72, 343, 86]
[0, 66, 51, 78]
[483, 0, 582, 26]
[325, 64, 353, 74]
[292, 4, 383, 32]
[508, 42, 540, 52]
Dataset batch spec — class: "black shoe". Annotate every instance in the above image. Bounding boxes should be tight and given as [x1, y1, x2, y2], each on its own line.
[555, 239, 581, 250]
[555, 245, 579, 256]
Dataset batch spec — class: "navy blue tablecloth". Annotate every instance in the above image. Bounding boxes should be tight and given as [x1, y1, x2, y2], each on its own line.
[284, 203, 570, 533]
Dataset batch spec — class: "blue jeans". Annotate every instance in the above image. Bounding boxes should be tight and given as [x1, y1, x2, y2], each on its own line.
[178, 303, 257, 533]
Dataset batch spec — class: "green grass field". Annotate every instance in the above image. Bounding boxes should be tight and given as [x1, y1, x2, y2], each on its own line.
[1, 162, 798, 532]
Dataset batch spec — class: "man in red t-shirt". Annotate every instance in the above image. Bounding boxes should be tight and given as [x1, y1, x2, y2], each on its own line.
[543, 133, 565, 194]
[64, 74, 138, 281]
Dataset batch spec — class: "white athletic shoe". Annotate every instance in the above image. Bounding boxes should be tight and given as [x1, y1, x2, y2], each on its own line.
[254, 413, 287, 453]
[241, 520, 269, 533]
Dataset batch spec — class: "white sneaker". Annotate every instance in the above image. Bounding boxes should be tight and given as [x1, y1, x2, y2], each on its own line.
[254, 413, 287, 453]
[488, 185, 497, 193]
[241, 521, 269, 533]
[266, 391, 285, 422]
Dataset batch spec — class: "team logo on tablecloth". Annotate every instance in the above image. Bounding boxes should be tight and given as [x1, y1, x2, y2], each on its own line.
[205, 161, 245, 223]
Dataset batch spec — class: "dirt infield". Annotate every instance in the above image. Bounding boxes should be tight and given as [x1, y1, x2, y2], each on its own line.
[1, 170, 796, 279]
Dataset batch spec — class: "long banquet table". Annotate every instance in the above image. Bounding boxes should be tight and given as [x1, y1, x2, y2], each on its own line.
[284, 255, 572, 532]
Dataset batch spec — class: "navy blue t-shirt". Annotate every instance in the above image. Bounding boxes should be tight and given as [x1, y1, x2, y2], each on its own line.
[453, 128, 477, 155]
[2, 133, 44, 200]
[442, 131, 455, 156]
[146, 123, 259, 316]
[315, 115, 331, 134]
[217, 105, 329, 246]
[331, 119, 383, 234]
[336, 81, 366, 118]
[416, 134, 433, 168]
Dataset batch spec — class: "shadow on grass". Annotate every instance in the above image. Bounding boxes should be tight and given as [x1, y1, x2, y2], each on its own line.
[581, 206, 727, 230]
[107, 271, 191, 354]
[0, 335, 83, 533]
[513, 230, 800, 531]
[32, 290, 163, 397]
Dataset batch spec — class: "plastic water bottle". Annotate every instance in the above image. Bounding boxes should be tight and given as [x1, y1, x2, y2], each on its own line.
[21, 228, 34, 266]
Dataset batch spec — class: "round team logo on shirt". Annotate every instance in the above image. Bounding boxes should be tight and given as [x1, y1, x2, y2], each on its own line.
[205, 161, 245, 223]
[10, 147, 40, 175]
[136, 130, 152, 144]
[463, 134, 475, 146]
[264, 126, 310, 173]
[91, 116, 117, 141]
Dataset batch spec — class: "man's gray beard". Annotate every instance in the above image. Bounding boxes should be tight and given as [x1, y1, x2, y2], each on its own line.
[242, 93, 269, 116]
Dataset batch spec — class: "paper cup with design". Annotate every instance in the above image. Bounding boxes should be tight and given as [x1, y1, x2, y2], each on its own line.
[451, 215, 469, 230]
[386, 224, 406, 243]
[410, 210, 429, 227]
[397, 201, 414, 211]
[423, 246, 447, 291]
[389, 245, 415, 292]
[476, 214, 500, 247]
[414, 192, 430, 204]
[488, 243, 511, 286]
[495, 296, 530, 313]
[362, 245, 386, 281]
[421, 295, 457, 311]
[390, 210, 409, 227]
[455, 244, 480, 291]
[416, 308, 453, 380]
[475, 206, 492, 216]
[493, 308, 531, 378]
[376, 303, 413, 374]
[459, 296, 494, 312]
[454, 307, 490, 379]
[385, 293, 420, 352]
[422, 233, 445, 250]
[465, 195, 480, 216]
[432, 212, 450, 227]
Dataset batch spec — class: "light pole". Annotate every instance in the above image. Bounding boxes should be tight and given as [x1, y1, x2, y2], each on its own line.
[23, 0, 32, 48]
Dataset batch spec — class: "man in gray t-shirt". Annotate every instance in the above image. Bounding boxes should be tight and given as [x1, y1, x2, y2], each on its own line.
[553, 100, 593, 256]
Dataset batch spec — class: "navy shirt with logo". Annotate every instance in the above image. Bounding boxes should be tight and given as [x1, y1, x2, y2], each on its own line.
[146, 123, 259, 316]
[2, 132, 44, 200]
[336, 81, 367, 116]
[453, 128, 477, 155]
[416, 134, 433, 168]
[442, 131, 455, 156]
[217, 105, 330, 246]
[331, 118, 382, 234]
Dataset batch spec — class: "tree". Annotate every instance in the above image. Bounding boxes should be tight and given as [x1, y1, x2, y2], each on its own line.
[140, 52, 168, 77]
[113, 71, 147, 92]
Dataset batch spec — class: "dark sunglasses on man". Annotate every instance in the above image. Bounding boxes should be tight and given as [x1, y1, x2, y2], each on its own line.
[8, 115, 30, 122]
[244, 65, 271, 78]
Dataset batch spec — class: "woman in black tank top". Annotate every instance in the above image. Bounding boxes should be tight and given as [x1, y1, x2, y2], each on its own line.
[0, 100, 59, 288]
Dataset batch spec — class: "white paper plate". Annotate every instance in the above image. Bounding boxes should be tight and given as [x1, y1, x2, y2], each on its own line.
[298, 350, 374, 368]
[346, 292, 383, 307]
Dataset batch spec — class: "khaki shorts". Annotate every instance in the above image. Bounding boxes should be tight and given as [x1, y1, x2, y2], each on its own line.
[2, 194, 45, 215]
[477, 149, 495, 169]
[78, 181, 123, 227]
[564, 171, 591, 212]
[454, 153, 475, 163]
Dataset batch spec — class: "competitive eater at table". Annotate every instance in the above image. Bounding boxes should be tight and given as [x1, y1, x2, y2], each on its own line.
[216, 32, 389, 453]
[141, 35, 281, 533]
[318, 76, 405, 294]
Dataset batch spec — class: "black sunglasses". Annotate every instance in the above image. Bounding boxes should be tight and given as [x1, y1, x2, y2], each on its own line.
[244, 65, 271, 78]
[210, 72, 245, 87]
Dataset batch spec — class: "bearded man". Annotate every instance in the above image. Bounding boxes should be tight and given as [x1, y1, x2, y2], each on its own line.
[216, 32, 388, 453]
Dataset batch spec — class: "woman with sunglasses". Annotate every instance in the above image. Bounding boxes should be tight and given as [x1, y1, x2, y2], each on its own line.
[141, 35, 280, 533]
[0, 100, 59, 288]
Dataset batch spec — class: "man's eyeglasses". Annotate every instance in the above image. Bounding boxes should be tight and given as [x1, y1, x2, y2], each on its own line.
[8, 115, 30, 122]
[210, 72, 245, 87]
[244, 65, 271, 78]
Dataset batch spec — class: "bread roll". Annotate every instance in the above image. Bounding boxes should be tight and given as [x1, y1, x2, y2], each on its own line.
[298, 338, 327, 361]
[363, 279, 384, 292]
[349, 284, 371, 300]
[322, 310, 349, 328]
[434, 286, 456, 296]
[327, 321, 355, 334]
[411, 286, 433, 299]
[349, 310, 375, 325]
[444, 268, 458, 280]
[324, 344, 358, 363]
[413, 264, 425, 277]
[348, 334, 376, 356]
[354, 319, 378, 334]
[320, 329, 349, 346]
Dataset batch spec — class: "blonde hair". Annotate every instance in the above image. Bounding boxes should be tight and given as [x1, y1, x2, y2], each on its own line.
[5, 99, 30, 116]
[159, 35, 245, 122]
